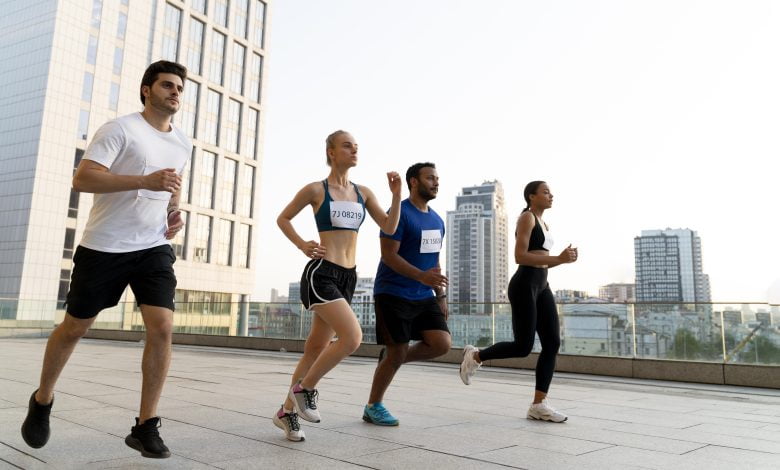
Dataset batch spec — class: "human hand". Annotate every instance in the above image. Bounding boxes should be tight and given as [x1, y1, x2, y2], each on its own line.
[143, 168, 181, 193]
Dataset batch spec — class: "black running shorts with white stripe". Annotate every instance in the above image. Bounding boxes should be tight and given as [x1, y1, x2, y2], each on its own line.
[300, 258, 357, 310]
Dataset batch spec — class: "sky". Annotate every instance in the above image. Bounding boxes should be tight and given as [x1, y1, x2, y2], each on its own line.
[252, 0, 780, 303]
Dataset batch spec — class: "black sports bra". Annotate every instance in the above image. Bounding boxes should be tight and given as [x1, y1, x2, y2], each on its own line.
[527, 214, 553, 251]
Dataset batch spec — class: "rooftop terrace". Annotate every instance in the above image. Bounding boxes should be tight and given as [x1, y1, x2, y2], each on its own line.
[1, 338, 779, 469]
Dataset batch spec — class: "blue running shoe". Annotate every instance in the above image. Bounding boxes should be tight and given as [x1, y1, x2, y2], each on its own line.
[362, 402, 399, 426]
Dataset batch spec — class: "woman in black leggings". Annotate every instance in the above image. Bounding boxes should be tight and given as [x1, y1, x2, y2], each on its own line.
[459, 181, 577, 422]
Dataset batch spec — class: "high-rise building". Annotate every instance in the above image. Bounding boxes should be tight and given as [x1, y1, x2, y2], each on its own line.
[446, 181, 509, 313]
[634, 229, 710, 303]
[599, 283, 636, 303]
[0, 0, 270, 334]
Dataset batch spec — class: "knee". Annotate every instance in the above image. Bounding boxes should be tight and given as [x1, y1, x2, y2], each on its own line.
[60, 321, 89, 340]
[340, 330, 362, 354]
[543, 337, 561, 354]
[304, 338, 328, 357]
[145, 319, 173, 342]
[516, 342, 534, 358]
[384, 347, 408, 369]
[431, 336, 452, 357]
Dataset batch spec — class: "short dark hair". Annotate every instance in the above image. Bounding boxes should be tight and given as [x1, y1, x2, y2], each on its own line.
[405, 162, 436, 190]
[139, 60, 187, 104]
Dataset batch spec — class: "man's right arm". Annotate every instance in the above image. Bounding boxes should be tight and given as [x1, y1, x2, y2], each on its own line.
[72, 160, 180, 194]
[380, 237, 447, 289]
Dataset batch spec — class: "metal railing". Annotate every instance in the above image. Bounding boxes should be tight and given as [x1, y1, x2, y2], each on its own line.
[2, 299, 779, 366]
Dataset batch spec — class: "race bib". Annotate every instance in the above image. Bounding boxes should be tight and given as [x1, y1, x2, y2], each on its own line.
[420, 229, 442, 253]
[330, 201, 364, 229]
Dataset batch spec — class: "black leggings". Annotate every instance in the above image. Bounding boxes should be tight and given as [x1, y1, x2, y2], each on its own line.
[479, 266, 560, 393]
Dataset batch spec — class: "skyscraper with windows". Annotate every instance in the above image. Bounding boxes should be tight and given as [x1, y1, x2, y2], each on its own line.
[0, 0, 269, 334]
[446, 181, 509, 314]
[634, 229, 711, 302]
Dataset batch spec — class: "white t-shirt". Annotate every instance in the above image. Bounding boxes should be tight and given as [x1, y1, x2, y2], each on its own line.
[80, 112, 192, 253]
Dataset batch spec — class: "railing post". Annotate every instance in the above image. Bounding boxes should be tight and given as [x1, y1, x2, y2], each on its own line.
[720, 309, 727, 363]
[237, 295, 248, 337]
[630, 303, 637, 359]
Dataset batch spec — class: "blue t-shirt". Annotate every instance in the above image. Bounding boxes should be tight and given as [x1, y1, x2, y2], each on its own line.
[373, 199, 445, 300]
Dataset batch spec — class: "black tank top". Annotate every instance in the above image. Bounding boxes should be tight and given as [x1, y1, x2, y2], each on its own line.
[527, 214, 549, 251]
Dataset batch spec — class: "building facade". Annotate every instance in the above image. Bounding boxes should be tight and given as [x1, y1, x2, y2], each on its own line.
[446, 181, 509, 314]
[0, 0, 270, 334]
[634, 229, 711, 303]
[598, 283, 636, 303]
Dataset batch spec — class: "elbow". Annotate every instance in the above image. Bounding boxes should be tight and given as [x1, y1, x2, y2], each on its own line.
[72, 175, 85, 192]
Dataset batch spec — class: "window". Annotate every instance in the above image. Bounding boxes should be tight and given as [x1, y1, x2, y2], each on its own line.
[220, 158, 237, 213]
[236, 224, 250, 268]
[87, 34, 98, 65]
[236, 164, 254, 217]
[192, 0, 207, 14]
[214, 0, 229, 27]
[208, 30, 226, 84]
[67, 189, 80, 218]
[113, 47, 124, 74]
[108, 82, 120, 111]
[186, 17, 205, 75]
[81, 72, 94, 102]
[203, 89, 221, 145]
[161, 3, 182, 61]
[63, 228, 76, 259]
[233, 0, 249, 38]
[224, 99, 241, 153]
[214, 219, 233, 265]
[242, 107, 258, 159]
[117, 12, 128, 39]
[254, 1, 266, 47]
[197, 150, 216, 208]
[171, 210, 188, 258]
[194, 215, 212, 263]
[247, 53, 262, 102]
[178, 79, 199, 138]
[229, 42, 245, 94]
[77, 110, 90, 140]
[91, 0, 103, 28]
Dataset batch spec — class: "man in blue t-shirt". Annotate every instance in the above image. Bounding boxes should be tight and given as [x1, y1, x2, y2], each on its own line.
[363, 162, 451, 426]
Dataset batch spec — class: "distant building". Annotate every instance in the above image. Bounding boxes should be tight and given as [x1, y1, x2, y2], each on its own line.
[599, 283, 635, 303]
[634, 229, 710, 302]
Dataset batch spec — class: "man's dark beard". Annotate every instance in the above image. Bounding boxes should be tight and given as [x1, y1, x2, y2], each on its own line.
[418, 187, 437, 201]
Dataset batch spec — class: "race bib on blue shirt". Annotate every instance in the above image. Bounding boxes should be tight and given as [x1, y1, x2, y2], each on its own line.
[420, 229, 442, 253]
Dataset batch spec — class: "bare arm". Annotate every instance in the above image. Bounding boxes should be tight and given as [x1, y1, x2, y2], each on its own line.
[364, 172, 402, 235]
[514, 212, 576, 267]
[379, 238, 447, 289]
[277, 183, 326, 258]
[72, 159, 181, 194]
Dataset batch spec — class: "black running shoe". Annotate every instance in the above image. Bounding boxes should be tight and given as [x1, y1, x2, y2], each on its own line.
[21, 390, 53, 448]
[125, 417, 171, 459]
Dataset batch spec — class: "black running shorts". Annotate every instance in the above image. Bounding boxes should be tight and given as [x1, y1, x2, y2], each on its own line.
[66, 245, 177, 319]
[300, 258, 357, 310]
[374, 293, 450, 345]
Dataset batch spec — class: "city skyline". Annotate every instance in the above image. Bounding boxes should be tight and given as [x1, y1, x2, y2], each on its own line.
[254, 0, 780, 303]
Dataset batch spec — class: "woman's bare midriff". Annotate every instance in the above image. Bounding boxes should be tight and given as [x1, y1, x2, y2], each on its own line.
[522, 249, 551, 269]
[319, 230, 358, 268]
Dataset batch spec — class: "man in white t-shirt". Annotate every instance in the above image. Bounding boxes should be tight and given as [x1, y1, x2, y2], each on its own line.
[22, 61, 192, 459]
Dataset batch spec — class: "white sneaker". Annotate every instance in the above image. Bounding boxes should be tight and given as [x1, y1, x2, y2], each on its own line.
[289, 381, 321, 423]
[527, 400, 568, 423]
[273, 407, 305, 441]
[459, 345, 481, 385]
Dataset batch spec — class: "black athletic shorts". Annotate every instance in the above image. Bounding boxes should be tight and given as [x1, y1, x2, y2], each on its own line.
[300, 258, 357, 310]
[374, 293, 450, 345]
[66, 244, 177, 319]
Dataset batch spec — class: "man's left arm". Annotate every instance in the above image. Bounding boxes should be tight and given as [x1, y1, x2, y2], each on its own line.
[164, 188, 183, 239]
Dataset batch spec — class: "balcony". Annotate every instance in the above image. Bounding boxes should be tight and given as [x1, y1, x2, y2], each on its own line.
[1, 337, 779, 469]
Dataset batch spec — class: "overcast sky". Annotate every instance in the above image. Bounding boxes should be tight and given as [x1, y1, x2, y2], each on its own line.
[251, 0, 780, 303]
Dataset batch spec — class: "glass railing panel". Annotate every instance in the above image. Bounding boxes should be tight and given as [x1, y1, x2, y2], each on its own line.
[721, 303, 780, 365]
